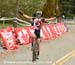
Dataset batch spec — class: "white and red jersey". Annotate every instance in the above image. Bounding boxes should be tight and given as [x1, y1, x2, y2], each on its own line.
[31, 17, 45, 30]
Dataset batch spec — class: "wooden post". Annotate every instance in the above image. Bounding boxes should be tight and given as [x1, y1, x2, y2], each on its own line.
[13, 0, 19, 27]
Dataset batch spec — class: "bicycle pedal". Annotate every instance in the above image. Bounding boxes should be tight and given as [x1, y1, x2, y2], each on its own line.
[36, 57, 39, 60]
[32, 59, 36, 62]
[31, 47, 33, 51]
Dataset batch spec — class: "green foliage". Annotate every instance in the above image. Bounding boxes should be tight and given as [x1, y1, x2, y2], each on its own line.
[0, 0, 74, 18]
[0, 0, 16, 17]
[43, 0, 56, 17]
[60, 0, 75, 17]
[43, 0, 61, 17]
[0, 0, 45, 17]
[19, 0, 46, 16]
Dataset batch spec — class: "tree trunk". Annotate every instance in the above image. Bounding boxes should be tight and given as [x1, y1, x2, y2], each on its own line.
[43, 0, 61, 18]
[13, 0, 19, 27]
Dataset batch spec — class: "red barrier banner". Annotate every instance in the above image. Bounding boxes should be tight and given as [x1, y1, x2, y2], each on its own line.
[60, 23, 67, 33]
[55, 24, 61, 35]
[0, 27, 18, 50]
[44, 25, 54, 39]
[25, 26, 35, 37]
[46, 25, 56, 38]
[15, 28, 30, 45]
[48, 24, 59, 38]
[41, 25, 50, 40]
[0, 23, 67, 50]
[55, 23, 62, 35]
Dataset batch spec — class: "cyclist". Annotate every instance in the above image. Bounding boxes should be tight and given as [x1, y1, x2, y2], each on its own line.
[18, 10, 56, 61]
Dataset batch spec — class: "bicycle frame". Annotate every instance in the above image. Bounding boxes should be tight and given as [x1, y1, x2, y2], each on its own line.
[31, 37, 39, 62]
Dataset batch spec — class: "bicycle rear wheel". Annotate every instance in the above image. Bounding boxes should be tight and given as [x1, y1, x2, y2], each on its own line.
[32, 42, 39, 62]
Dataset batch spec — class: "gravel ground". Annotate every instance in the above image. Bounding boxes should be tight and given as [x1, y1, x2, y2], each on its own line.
[0, 24, 75, 65]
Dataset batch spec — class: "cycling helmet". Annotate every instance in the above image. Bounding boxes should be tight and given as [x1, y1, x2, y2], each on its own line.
[36, 11, 42, 16]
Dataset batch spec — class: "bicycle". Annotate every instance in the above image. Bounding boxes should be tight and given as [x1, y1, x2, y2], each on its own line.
[31, 38, 39, 62]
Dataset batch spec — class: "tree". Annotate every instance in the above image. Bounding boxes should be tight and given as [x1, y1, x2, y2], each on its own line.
[60, 0, 74, 17]
[0, 0, 16, 17]
[42, 0, 61, 17]
[72, 0, 75, 16]
[0, 0, 46, 17]
[16, 0, 19, 17]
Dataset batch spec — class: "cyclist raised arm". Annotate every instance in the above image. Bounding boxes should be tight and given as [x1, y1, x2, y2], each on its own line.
[18, 10, 32, 20]
[18, 10, 56, 22]
[45, 17, 56, 21]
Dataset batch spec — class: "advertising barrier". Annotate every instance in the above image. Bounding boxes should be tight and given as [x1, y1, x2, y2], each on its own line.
[0, 27, 18, 50]
[0, 22, 67, 50]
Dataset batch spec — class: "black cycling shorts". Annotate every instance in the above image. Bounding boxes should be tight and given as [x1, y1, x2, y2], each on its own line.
[34, 29, 40, 39]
